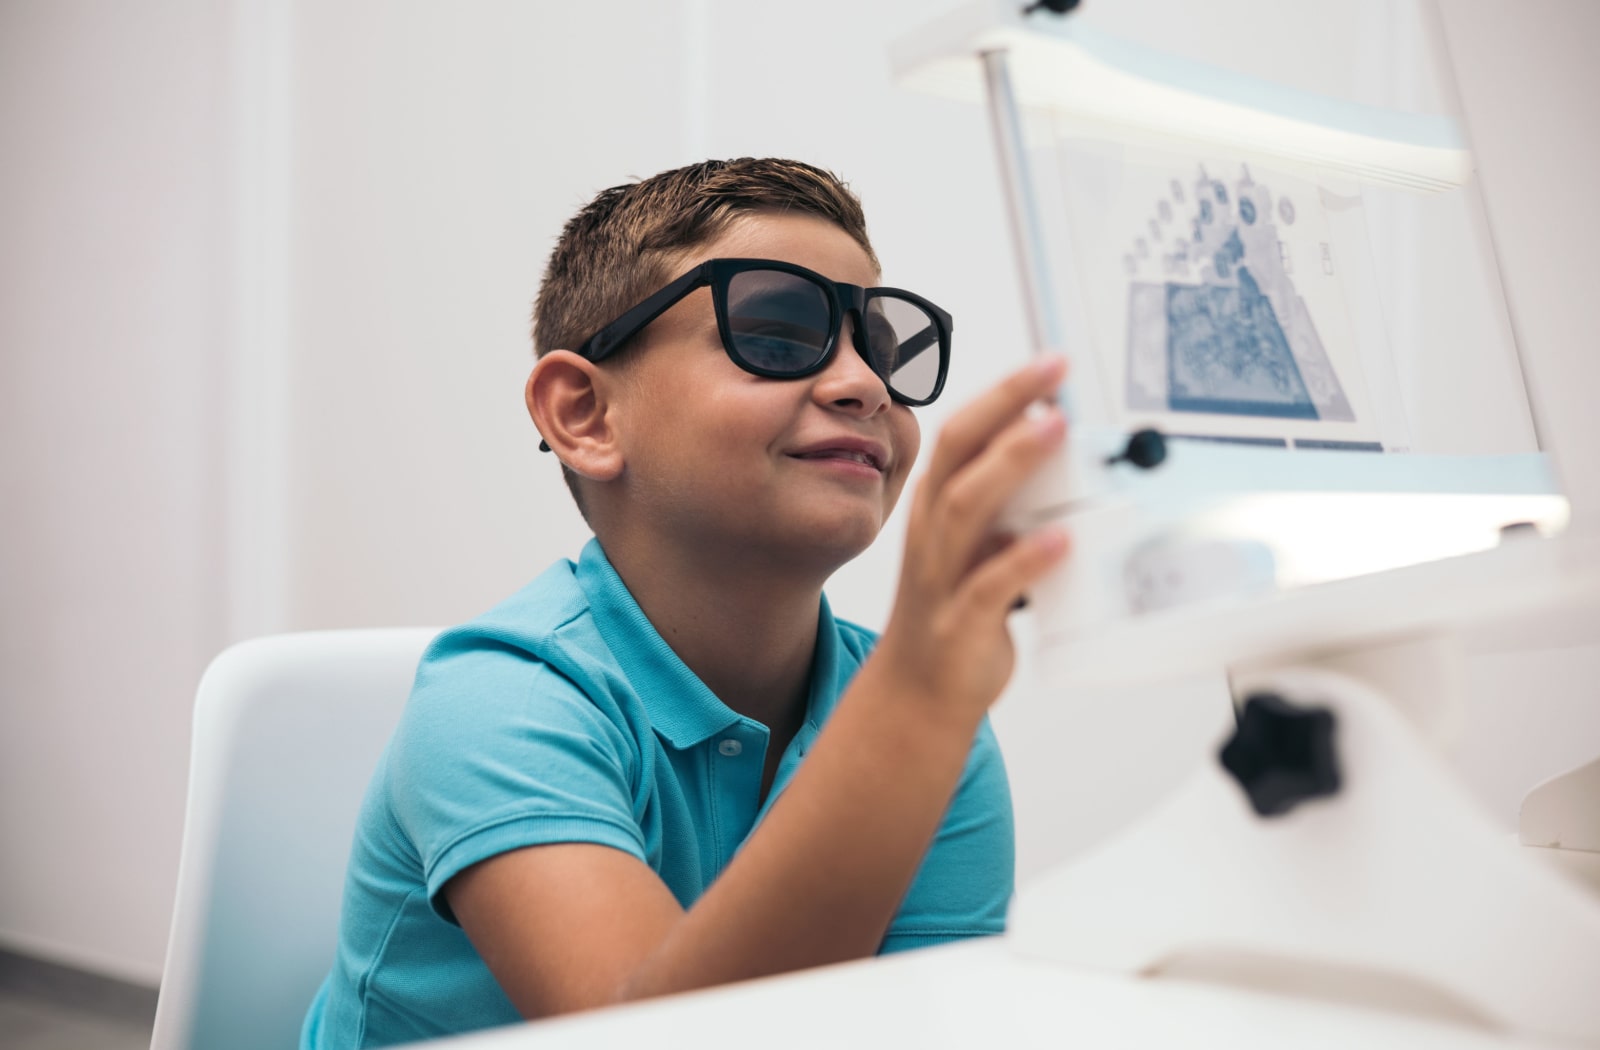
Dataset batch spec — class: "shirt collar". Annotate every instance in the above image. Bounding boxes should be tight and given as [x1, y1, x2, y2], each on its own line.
[574, 538, 849, 750]
[804, 595, 847, 731]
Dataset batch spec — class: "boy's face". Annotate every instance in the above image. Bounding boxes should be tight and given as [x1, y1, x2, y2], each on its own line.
[604, 211, 921, 574]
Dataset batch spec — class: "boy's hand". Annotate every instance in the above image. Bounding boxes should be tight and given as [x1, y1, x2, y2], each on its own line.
[872, 355, 1071, 729]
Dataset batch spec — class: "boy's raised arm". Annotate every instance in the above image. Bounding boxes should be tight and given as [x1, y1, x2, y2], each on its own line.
[445, 356, 1071, 1020]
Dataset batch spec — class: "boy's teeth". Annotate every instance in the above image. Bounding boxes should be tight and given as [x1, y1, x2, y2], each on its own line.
[798, 448, 878, 469]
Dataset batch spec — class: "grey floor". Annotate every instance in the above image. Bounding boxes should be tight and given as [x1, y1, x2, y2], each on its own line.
[0, 948, 156, 1050]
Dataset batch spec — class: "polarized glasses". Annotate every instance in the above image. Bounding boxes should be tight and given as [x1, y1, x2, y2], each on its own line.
[576, 257, 952, 406]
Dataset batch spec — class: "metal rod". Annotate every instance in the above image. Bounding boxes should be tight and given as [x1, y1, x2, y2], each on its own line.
[980, 48, 1065, 367]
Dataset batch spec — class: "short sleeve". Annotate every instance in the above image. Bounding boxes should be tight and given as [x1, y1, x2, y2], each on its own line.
[880, 717, 1015, 952]
[385, 636, 650, 923]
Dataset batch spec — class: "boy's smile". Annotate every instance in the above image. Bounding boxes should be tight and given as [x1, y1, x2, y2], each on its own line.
[601, 211, 921, 577]
[786, 435, 888, 477]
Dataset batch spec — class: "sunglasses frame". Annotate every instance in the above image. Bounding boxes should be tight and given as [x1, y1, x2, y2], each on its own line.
[574, 257, 953, 407]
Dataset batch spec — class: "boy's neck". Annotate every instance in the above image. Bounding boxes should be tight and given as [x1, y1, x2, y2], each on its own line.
[599, 534, 828, 733]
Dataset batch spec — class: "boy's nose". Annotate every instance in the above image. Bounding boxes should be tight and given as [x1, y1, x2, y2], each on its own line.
[813, 318, 891, 415]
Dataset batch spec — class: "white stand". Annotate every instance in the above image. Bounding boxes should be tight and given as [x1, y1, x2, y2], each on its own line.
[1522, 754, 1600, 853]
[1522, 755, 1600, 895]
[1009, 636, 1600, 1045]
[888, 4, 1600, 1041]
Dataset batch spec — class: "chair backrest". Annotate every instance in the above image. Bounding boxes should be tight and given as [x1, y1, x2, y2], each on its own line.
[150, 628, 440, 1050]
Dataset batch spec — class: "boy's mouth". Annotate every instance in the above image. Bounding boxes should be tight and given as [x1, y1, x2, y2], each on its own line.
[788, 439, 887, 473]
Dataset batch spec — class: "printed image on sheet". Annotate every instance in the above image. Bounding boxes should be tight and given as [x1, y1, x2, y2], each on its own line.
[1052, 140, 1393, 449]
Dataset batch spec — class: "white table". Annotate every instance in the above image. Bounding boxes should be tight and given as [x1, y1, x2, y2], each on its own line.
[422, 937, 1561, 1049]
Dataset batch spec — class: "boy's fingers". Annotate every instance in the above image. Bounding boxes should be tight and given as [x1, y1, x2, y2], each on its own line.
[965, 529, 1018, 578]
[958, 524, 1070, 619]
[921, 407, 1066, 585]
[921, 356, 1066, 495]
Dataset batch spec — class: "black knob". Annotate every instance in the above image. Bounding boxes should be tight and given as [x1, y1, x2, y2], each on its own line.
[1105, 427, 1167, 470]
[1218, 692, 1341, 817]
[1023, 0, 1082, 13]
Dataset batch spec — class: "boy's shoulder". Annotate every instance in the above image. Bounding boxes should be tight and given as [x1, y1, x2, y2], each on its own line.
[409, 538, 882, 718]
[411, 546, 606, 700]
[430, 538, 880, 655]
[458, 555, 590, 644]
[433, 558, 585, 651]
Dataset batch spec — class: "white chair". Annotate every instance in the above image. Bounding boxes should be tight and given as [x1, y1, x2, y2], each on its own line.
[150, 628, 440, 1050]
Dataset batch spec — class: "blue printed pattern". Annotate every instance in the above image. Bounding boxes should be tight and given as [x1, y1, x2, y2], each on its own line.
[1122, 165, 1354, 423]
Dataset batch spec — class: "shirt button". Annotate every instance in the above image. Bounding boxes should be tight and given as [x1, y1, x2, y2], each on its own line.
[717, 739, 743, 757]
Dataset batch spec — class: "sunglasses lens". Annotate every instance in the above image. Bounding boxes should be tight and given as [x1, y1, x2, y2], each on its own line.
[865, 295, 944, 404]
[725, 270, 832, 374]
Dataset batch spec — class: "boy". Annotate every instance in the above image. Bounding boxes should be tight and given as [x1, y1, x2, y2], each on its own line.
[301, 157, 1068, 1048]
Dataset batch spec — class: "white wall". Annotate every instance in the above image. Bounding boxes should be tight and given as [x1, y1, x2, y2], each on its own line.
[2, 0, 1595, 984]
[1432, 0, 1600, 522]
[278, 0, 688, 630]
[0, 0, 231, 982]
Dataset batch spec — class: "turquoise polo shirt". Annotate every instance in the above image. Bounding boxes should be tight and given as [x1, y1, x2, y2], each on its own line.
[302, 539, 1014, 1049]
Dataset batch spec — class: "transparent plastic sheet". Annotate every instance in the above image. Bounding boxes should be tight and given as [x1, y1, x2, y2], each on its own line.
[1046, 135, 1409, 451]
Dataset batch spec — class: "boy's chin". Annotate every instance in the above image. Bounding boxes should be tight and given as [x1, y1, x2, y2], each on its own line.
[675, 504, 892, 578]
[771, 520, 883, 574]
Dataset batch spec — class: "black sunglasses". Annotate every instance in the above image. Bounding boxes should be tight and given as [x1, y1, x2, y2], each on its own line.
[538, 258, 953, 451]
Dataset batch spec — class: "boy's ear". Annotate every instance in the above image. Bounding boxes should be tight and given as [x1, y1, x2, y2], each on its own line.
[525, 352, 624, 482]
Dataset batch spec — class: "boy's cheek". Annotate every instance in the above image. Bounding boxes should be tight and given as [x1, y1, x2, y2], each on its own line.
[896, 413, 923, 477]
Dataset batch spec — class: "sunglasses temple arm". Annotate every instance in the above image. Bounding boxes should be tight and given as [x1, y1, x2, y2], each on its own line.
[897, 326, 940, 366]
[541, 266, 714, 452]
[580, 266, 711, 361]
